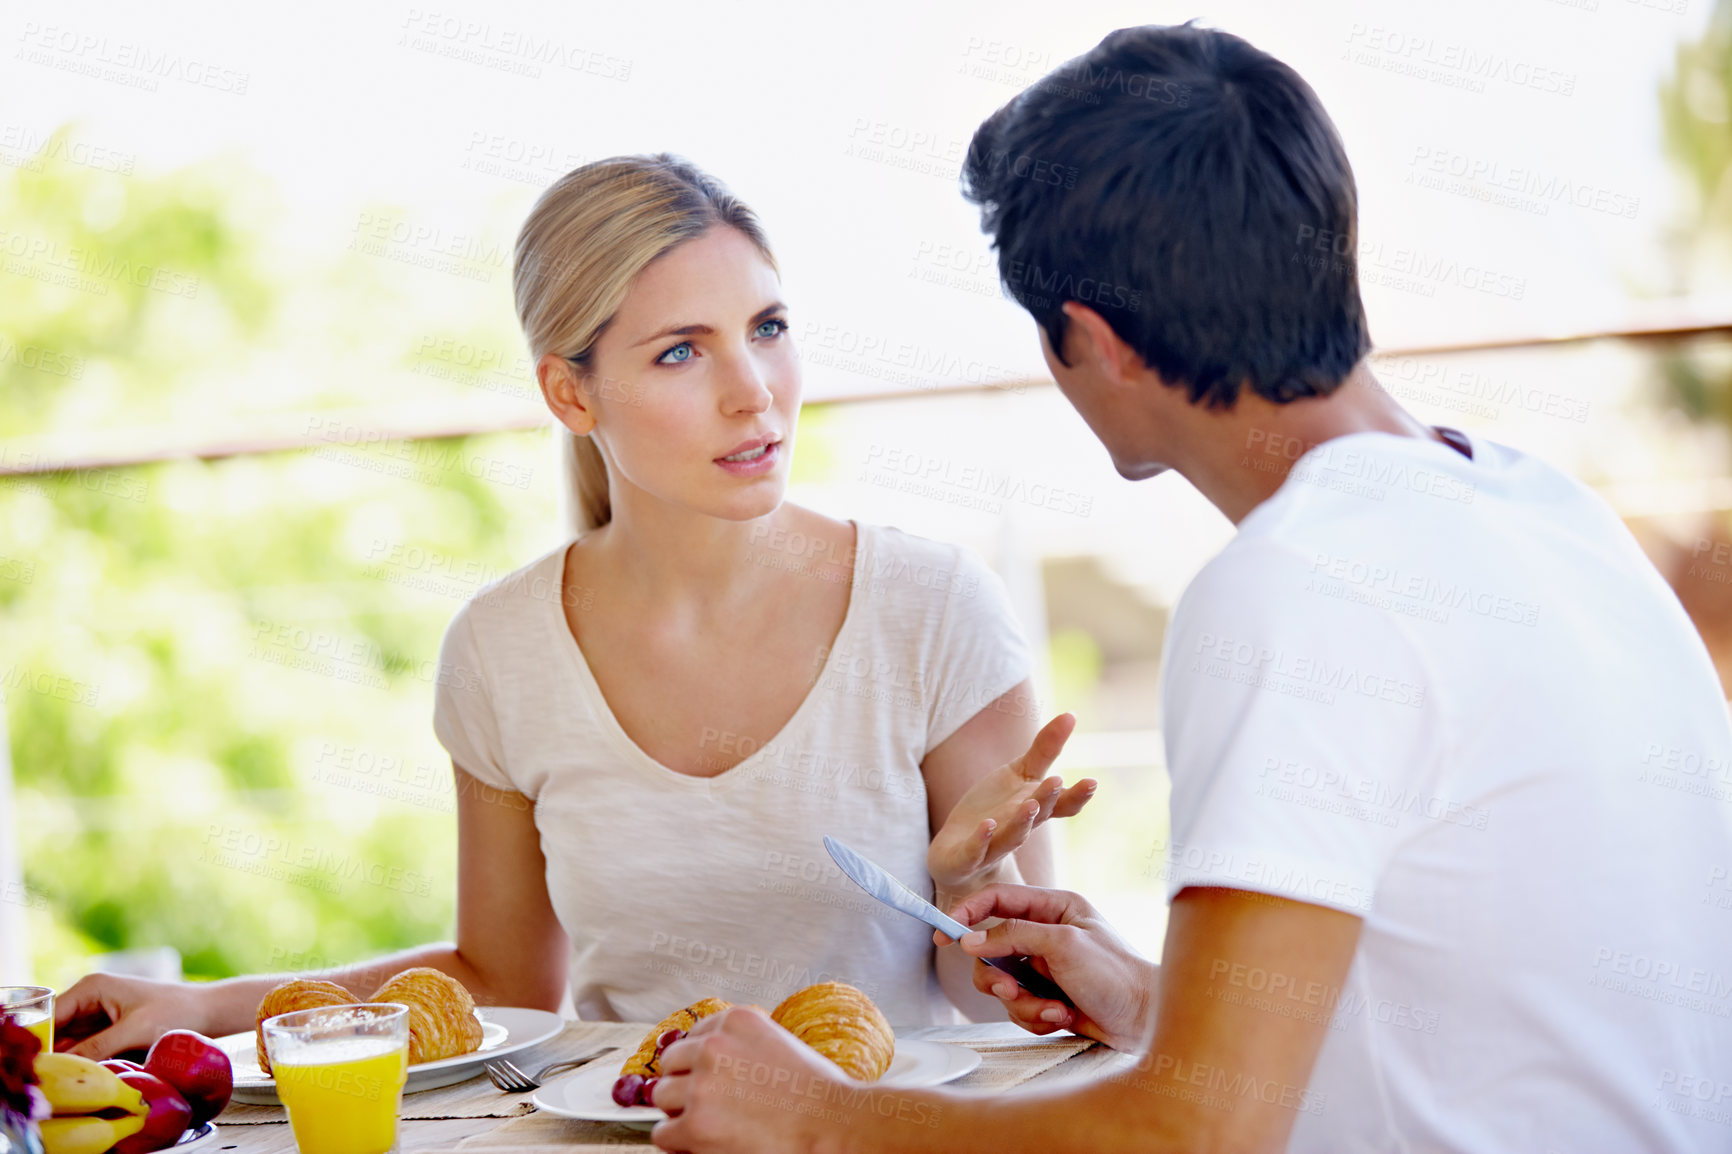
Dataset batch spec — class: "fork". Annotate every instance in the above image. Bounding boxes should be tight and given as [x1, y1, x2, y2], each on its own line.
[485, 1046, 618, 1093]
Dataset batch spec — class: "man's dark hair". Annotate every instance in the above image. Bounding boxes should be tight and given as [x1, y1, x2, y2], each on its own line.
[961, 23, 1372, 408]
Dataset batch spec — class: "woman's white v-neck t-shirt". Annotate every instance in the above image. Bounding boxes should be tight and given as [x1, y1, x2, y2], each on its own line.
[431, 522, 1032, 1024]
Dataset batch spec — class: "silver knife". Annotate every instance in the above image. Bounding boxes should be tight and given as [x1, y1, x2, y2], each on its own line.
[824, 835, 1071, 1005]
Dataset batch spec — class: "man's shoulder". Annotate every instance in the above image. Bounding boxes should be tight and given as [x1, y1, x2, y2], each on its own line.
[1266, 429, 1601, 522]
[1174, 534, 1321, 626]
[1220, 431, 1601, 579]
[1167, 503, 1436, 661]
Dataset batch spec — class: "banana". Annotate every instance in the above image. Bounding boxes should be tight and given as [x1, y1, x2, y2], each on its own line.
[33, 1052, 146, 1116]
[38, 1113, 147, 1154]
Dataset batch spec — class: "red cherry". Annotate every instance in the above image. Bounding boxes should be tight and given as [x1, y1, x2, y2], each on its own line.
[639, 1075, 660, 1106]
[654, 1028, 685, 1052]
[611, 1074, 643, 1108]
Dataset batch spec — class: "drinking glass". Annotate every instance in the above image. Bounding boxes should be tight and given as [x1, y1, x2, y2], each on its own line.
[0, 987, 53, 1051]
[263, 1002, 410, 1154]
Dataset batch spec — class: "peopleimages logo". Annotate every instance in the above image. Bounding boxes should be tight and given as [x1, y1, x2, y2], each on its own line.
[1294, 441, 1477, 505]
[1308, 551, 1541, 628]
[1366, 357, 1591, 425]
[1640, 742, 1732, 785]
[1590, 946, 1732, 1003]
[1145, 838, 1375, 914]
[15, 22, 250, 94]
[645, 931, 884, 1004]
[1189, 632, 1427, 709]
[200, 825, 433, 897]
[1342, 23, 1577, 96]
[859, 444, 1094, 518]
[1001, 259, 1142, 313]
[1407, 147, 1640, 220]
[0, 227, 201, 298]
[397, 10, 633, 81]
[1258, 756, 1491, 831]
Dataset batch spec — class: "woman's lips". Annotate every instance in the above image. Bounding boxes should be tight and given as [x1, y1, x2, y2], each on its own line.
[714, 439, 780, 478]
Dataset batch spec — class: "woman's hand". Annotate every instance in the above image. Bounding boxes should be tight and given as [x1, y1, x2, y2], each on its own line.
[51, 973, 218, 1059]
[927, 713, 1093, 893]
[938, 883, 1157, 1052]
[650, 1006, 847, 1154]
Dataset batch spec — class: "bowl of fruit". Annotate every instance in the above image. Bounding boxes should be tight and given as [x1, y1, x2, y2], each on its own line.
[32, 1031, 231, 1154]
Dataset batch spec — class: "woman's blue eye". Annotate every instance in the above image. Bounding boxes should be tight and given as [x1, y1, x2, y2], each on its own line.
[656, 321, 782, 364]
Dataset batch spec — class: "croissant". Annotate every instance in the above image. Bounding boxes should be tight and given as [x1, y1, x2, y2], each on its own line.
[254, 979, 360, 1074]
[771, 982, 894, 1081]
[370, 967, 485, 1065]
[621, 997, 733, 1078]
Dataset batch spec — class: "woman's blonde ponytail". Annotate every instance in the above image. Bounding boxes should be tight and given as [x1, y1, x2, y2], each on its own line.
[561, 432, 612, 536]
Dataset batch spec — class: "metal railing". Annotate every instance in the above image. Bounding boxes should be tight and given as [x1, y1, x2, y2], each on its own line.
[4, 314, 1729, 480]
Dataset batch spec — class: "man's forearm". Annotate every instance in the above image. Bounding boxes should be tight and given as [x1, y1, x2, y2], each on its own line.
[824, 1066, 1185, 1154]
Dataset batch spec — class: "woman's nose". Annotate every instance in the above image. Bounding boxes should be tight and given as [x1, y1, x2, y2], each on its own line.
[720, 352, 775, 415]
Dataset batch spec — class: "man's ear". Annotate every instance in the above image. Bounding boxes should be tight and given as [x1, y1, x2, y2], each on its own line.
[536, 353, 598, 436]
[1060, 302, 1142, 387]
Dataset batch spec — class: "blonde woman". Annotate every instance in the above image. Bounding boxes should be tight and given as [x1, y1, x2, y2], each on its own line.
[54, 154, 1093, 1053]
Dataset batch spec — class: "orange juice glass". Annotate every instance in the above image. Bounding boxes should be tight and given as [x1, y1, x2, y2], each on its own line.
[264, 1003, 409, 1154]
[0, 987, 53, 1051]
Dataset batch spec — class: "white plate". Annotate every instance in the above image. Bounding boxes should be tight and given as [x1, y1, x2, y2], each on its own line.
[219, 1006, 565, 1104]
[532, 1039, 982, 1129]
[173, 1120, 218, 1148]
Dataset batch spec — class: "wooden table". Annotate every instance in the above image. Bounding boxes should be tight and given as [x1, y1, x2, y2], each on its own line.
[206, 1021, 1136, 1152]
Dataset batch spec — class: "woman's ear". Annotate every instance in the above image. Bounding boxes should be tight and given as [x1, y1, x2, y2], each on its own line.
[536, 353, 598, 436]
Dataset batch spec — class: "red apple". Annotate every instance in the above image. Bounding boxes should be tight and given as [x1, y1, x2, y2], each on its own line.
[101, 1058, 146, 1073]
[144, 1030, 232, 1127]
[112, 1070, 192, 1153]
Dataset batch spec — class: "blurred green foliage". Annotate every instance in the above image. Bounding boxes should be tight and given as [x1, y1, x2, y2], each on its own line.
[1661, 0, 1732, 231]
[1659, 0, 1732, 426]
[0, 139, 270, 442]
[1, 130, 560, 989]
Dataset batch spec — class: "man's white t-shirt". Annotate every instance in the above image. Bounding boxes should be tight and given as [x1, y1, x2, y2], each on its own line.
[432, 522, 1031, 1025]
[1161, 430, 1732, 1153]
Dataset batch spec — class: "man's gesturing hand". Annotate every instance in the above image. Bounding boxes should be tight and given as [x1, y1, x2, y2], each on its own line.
[937, 884, 1157, 1052]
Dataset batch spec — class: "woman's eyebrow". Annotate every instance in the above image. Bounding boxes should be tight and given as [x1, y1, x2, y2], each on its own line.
[632, 321, 711, 347]
[630, 301, 789, 348]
